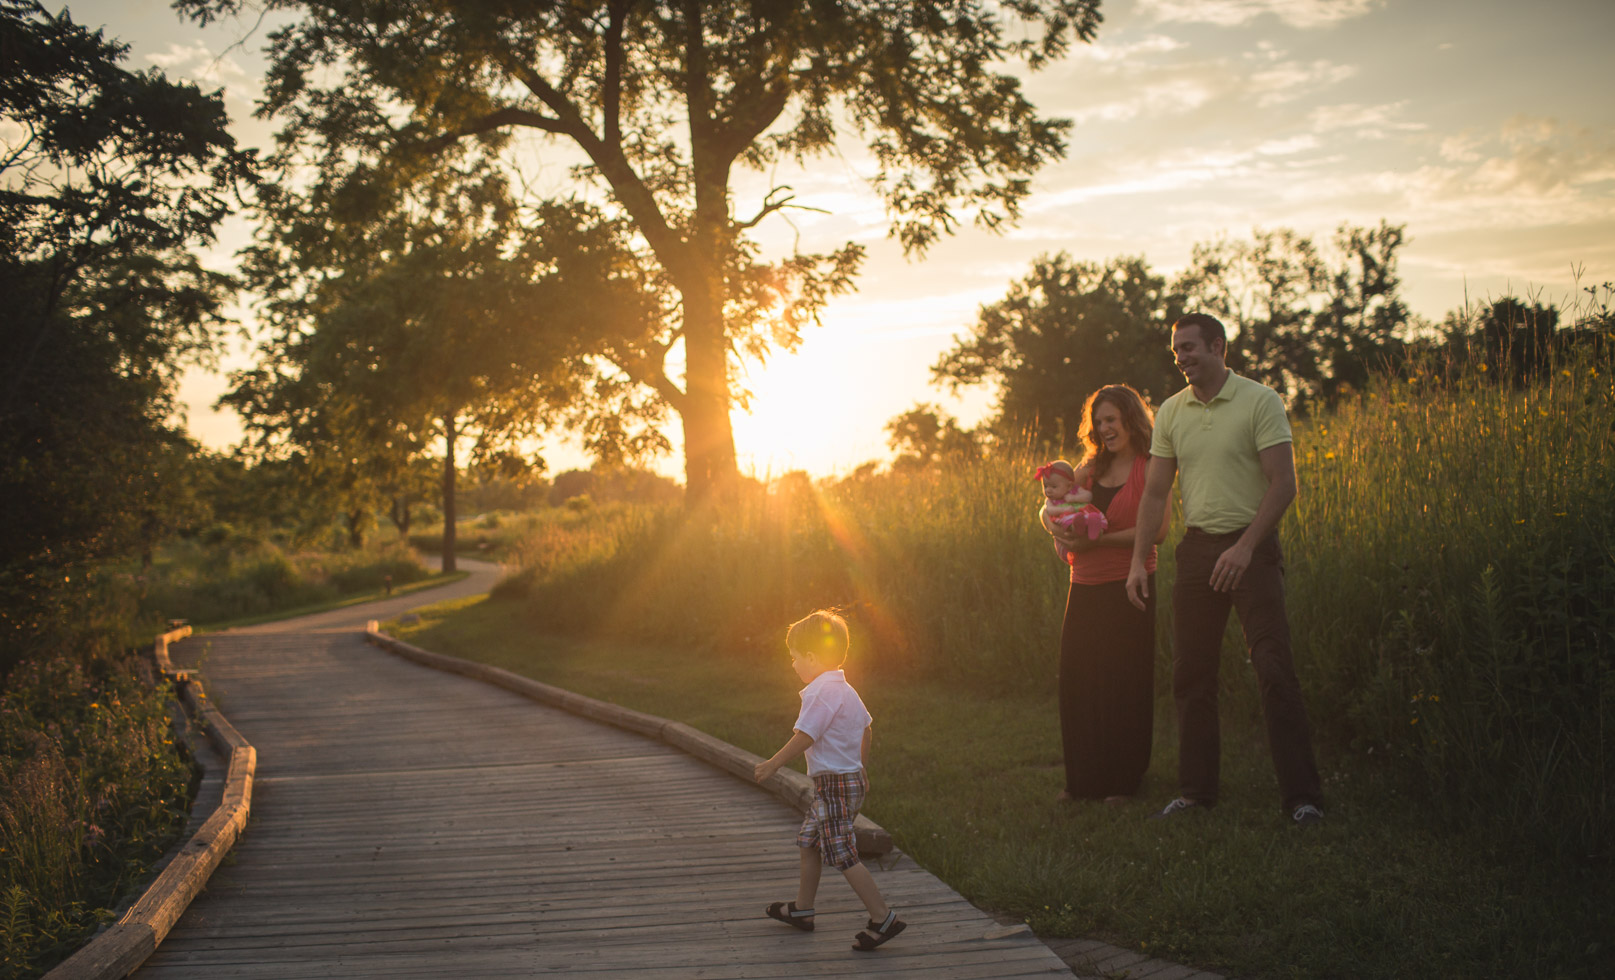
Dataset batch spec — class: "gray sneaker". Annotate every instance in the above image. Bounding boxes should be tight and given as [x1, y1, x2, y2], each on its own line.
[1291, 803, 1324, 826]
[1147, 797, 1208, 820]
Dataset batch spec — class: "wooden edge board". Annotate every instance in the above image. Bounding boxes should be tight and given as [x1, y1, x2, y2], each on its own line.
[151, 625, 193, 680]
[364, 624, 893, 857]
[44, 634, 255, 980]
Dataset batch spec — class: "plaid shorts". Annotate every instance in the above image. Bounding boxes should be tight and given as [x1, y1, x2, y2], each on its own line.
[797, 770, 868, 870]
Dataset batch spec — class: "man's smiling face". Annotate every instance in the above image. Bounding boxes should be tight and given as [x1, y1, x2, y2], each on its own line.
[1172, 323, 1224, 389]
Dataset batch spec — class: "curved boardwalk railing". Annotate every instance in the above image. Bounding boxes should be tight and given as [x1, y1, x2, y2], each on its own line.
[44, 627, 257, 980]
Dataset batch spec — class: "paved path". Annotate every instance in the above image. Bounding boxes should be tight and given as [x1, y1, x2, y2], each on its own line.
[138, 558, 1074, 978]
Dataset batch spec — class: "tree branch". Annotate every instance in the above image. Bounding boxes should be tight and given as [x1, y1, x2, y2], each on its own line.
[496, 48, 693, 284]
[419, 106, 571, 154]
[607, 343, 685, 414]
[602, 0, 629, 149]
[736, 187, 828, 231]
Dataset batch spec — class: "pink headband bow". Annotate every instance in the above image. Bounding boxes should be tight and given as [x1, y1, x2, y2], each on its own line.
[1033, 462, 1073, 481]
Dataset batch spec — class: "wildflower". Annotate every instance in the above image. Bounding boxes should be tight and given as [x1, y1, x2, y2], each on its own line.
[1325, 452, 1336, 459]
[1478, 363, 1488, 372]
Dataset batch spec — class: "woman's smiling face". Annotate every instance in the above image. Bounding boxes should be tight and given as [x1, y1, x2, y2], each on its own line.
[1094, 399, 1128, 454]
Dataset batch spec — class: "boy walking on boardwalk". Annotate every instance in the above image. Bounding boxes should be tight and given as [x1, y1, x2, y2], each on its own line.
[754, 610, 906, 952]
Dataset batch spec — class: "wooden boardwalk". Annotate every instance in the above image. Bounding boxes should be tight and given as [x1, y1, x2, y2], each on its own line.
[140, 565, 1073, 978]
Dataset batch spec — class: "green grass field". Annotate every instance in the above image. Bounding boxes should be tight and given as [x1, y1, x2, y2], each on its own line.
[384, 349, 1612, 978]
[390, 593, 1607, 979]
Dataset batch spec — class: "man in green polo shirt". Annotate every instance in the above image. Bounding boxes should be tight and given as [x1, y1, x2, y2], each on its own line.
[1127, 313, 1324, 826]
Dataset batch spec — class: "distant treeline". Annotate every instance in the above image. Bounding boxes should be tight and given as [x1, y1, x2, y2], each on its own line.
[924, 224, 1614, 448]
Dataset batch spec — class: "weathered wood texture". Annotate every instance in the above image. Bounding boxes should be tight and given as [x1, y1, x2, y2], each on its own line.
[364, 626, 893, 856]
[132, 593, 1073, 978]
[46, 627, 256, 980]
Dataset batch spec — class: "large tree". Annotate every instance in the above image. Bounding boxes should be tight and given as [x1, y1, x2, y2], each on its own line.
[1179, 221, 1416, 407]
[225, 161, 619, 563]
[1, 0, 253, 666]
[933, 253, 1184, 445]
[179, 0, 1102, 500]
[1174, 228, 1328, 401]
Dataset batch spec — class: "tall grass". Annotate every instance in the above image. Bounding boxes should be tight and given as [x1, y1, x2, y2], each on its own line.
[136, 532, 429, 627]
[0, 646, 192, 978]
[1286, 348, 1613, 857]
[495, 346, 1612, 860]
[494, 466, 1070, 685]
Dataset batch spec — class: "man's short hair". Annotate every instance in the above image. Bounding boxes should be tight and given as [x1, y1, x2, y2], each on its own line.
[1173, 313, 1227, 353]
[787, 610, 849, 667]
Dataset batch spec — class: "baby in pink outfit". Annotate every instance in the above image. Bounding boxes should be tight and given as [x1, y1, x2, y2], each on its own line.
[1035, 459, 1107, 565]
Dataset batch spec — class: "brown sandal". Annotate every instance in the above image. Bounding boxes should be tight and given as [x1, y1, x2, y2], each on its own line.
[765, 901, 815, 931]
[852, 910, 905, 951]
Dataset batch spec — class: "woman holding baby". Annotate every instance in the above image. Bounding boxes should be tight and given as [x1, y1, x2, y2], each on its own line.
[1040, 384, 1166, 804]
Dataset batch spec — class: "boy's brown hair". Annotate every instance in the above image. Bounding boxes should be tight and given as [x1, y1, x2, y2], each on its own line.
[786, 610, 849, 667]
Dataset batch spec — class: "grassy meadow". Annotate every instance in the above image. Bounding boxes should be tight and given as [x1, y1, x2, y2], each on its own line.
[392, 349, 1613, 979]
[135, 532, 433, 630]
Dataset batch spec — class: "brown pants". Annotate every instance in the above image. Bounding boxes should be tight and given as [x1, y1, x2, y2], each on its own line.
[1172, 528, 1321, 812]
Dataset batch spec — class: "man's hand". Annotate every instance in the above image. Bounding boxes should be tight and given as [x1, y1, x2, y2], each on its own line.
[1125, 560, 1150, 610]
[754, 758, 781, 782]
[1209, 540, 1254, 592]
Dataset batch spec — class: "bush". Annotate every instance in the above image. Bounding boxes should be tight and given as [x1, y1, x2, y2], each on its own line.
[0, 652, 192, 978]
[138, 537, 429, 627]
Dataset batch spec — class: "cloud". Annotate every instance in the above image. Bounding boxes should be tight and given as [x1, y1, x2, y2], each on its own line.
[1071, 33, 1189, 64]
[1067, 78, 1217, 123]
[1419, 117, 1615, 203]
[1137, 0, 1382, 29]
[1248, 59, 1357, 106]
[146, 42, 260, 109]
[1256, 134, 1321, 155]
[1478, 117, 1615, 194]
[1033, 135, 1330, 212]
[1308, 102, 1428, 139]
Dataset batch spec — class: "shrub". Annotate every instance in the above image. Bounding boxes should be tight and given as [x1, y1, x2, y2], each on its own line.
[0, 652, 192, 977]
[138, 538, 428, 627]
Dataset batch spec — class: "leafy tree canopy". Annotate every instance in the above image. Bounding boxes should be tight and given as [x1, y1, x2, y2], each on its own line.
[933, 253, 1184, 446]
[1, 0, 255, 666]
[177, 0, 1103, 500]
[936, 223, 1425, 444]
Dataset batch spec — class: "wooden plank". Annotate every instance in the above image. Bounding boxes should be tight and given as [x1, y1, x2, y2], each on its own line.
[127, 605, 1072, 978]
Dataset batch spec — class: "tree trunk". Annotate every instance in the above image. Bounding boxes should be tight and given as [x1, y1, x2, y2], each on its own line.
[680, 300, 738, 504]
[390, 495, 411, 537]
[441, 412, 458, 573]
[345, 510, 365, 549]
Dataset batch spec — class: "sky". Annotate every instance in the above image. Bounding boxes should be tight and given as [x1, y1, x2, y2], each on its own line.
[62, 0, 1615, 480]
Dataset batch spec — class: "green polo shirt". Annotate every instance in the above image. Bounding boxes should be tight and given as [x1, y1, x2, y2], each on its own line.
[1150, 371, 1291, 534]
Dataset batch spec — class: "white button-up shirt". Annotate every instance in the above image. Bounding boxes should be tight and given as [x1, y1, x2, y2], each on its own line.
[794, 669, 872, 776]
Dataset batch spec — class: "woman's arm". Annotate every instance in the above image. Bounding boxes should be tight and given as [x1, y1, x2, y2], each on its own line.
[1042, 502, 1088, 550]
